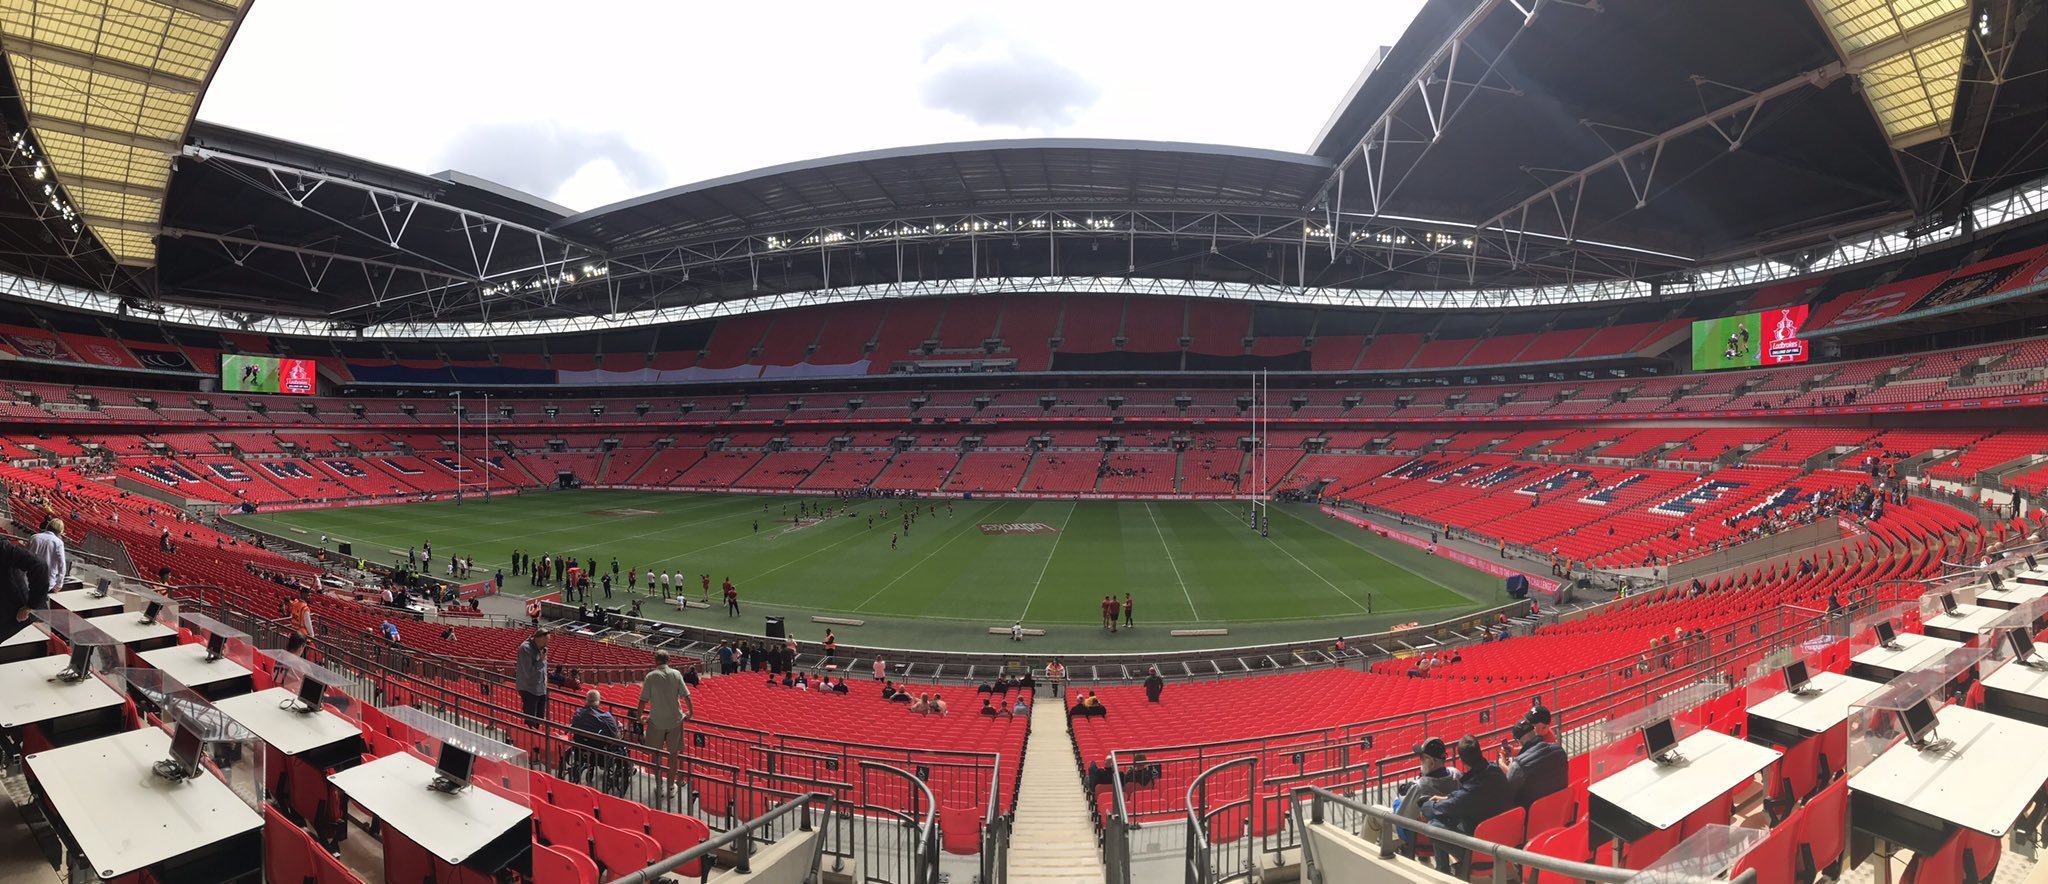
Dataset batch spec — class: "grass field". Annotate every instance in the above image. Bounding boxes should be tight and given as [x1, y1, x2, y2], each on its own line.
[229, 490, 1508, 651]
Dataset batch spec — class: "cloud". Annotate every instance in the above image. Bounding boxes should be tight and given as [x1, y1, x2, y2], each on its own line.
[919, 17, 1102, 131]
[436, 121, 665, 207]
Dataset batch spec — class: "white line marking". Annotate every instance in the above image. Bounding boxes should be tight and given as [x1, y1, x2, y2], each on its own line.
[850, 503, 1005, 611]
[1145, 502, 1199, 619]
[1212, 502, 1370, 613]
[1016, 502, 1076, 620]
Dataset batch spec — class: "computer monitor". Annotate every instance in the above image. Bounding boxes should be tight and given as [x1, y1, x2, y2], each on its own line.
[1900, 698, 1941, 749]
[92, 577, 111, 598]
[1781, 660, 1812, 694]
[1874, 620, 1899, 647]
[51, 642, 93, 683]
[203, 632, 228, 662]
[1938, 592, 1959, 616]
[1641, 718, 1679, 760]
[140, 600, 163, 625]
[157, 723, 204, 781]
[429, 742, 475, 793]
[293, 675, 326, 713]
[2010, 628, 2038, 665]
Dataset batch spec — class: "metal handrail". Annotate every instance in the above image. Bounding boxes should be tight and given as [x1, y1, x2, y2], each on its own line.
[606, 791, 830, 884]
[1293, 786, 1758, 884]
[858, 760, 940, 884]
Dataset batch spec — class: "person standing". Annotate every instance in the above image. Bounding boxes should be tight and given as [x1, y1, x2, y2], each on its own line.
[1143, 666, 1164, 703]
[724, 581, 740, 616]
[823, 629, 837, 659]
[637, 651, 694, 805]
[287, 589, 314, 637]
[1045, 659, 1066, 698]
[600, 572, 613, 600]
[29, 517, 67, 596]
[1122, 593, 1134, 629]
[0, 535, 52, 644]
[516, 628, 552, 721]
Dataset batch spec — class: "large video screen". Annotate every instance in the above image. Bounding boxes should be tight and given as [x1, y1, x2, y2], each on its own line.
[221, 353, 317, 395]
[1690, 305, 1809, 371]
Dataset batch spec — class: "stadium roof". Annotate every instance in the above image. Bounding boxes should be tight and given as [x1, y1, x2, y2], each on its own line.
[1, 0, 2046, 339]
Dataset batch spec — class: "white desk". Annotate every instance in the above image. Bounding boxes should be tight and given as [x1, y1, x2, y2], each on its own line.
[46, 589, 122, 619]
[1745, 672, 1887, 743]
[1849, 633, 1965, 682]
[0, 621, 48, 664]
[1979, 659, 2048, 727]
[214, 688, 362, 757]
[1847, 704, 2048, 853]
[26, 727, 264, 880]
[1587, 730, 1781, 840]
[0, 654, 125, 733]
[328, 752, 531, 868]
[135, 644, 254, 698]
[83, 612, 178, 650]
[2015, 568, 2048, 587]
[1923, 604, 2007, 642]
[1974, 583, 2048, 610]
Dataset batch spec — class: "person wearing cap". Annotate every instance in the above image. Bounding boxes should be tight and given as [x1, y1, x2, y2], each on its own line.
[1503, 718, 1569, 809]
[1525, 704, 1557, 742]
[1391, 737, 1459, 850]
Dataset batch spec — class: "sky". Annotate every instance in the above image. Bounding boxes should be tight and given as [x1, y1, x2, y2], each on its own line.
[198, 0, 1426, 213]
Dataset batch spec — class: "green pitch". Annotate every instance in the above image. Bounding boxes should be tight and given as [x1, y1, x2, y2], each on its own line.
[229, 491, 1507, 651]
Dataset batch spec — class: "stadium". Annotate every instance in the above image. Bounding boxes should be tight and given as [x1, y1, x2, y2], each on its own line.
[3, 1, 2048, 883]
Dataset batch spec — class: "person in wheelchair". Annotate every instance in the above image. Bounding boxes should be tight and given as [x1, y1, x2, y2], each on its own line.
[563, 689, 635, 795]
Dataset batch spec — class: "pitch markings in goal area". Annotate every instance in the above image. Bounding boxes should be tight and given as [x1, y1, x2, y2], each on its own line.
[1144, 502, 1200, 619]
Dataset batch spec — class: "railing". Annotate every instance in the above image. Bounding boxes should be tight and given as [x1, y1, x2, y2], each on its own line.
[1154, 595, 1902, 877]
[979, 743, 1013, 884]
[181, 600, 951, 884]
[1288, 787, 1754, 884]
[607, 790, 832, 884]
[1183, 757, 1259, 884]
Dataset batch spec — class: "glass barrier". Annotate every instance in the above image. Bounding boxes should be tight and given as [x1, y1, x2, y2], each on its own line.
[262, 649, 362, 720]
[1846, 644, 1990, 777]
[118, 668, 266, 810]
[381, 705, 531, 802]
[117, 586, 180, 629]
[1586, 700, 1710, 786]
[35, 609, 119, 680]
[1627, 824, 1765, 881]
[180, 612, 260, 671]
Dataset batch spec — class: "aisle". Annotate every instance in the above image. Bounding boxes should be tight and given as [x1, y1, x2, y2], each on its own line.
[1005, 701, 1109, 883]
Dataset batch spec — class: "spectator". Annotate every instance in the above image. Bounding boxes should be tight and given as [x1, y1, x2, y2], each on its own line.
[931, 694, 949, 716]
[1525, 704, 1557, 743]
[378, 621, 401, 644]
[1390, 738, 1459, 851]
[515, 629, 551, 720]
[909, 693, 930, 714]
[1503, 719, 1568, 809]
[980, 699, 999, 717]
[567, 689, 622, 790]
[1143, 667, 1165, 703]
[1422, 736, 1513, 877]
[637, 650, 693, 804]
[1011, 696, 1029, 716]
[0, 536, 51, 644]
[28, 517, 66, 595]
[873, 656, 887, 681]
[440, 625, 456, 642]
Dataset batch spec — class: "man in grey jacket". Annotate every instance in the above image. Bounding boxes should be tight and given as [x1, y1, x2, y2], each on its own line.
[1391, 738, 1459, 851]
[515, 628, 551, 720]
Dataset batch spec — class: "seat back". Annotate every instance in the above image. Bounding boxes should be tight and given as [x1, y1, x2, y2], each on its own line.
[1469, 807, 1527, 875]
[591, 823, 660, 879]
[533, 844, 599, 884]
[1769, 739, 1817, 821]
[1526, 788, 1577, 834]
[1622, 823, 1682, 870]
[263, 807, 318, 884]
[646, 811, 710, 877]
[1795, 780, 1849, 881]
[1730, 823, 1798, 884]
[593, 791, 650, 834]
[534, 802, 597, 855]
[1522, 821, 1591, 884]
[1902, 830, 1967, 884]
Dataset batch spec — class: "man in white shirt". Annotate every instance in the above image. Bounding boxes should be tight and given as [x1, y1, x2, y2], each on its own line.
[28, 517, 66, 595]
[636, 650, 694, 805]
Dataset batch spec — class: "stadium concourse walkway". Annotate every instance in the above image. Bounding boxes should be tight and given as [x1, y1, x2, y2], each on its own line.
[1007, 702, 1107, 883]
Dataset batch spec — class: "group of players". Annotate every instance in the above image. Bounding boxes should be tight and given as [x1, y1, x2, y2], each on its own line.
[504, 547, 742, 614]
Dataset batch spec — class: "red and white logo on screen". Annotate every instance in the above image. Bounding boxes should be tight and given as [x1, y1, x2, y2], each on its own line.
[1764, 305, 1809, 364]
[281, 358, 316, 394]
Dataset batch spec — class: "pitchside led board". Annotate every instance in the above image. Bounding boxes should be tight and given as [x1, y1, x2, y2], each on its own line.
[1690, 305, 1810, 371]
[220, 353, 317, 395]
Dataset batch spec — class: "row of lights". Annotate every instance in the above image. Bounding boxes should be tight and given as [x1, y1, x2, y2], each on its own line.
[479, 262, 608, 298]
[762, 216, 1130, 250]
[11, 131, 80, 235]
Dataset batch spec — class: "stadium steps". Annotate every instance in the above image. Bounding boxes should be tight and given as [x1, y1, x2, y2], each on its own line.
[1005, 702, 1108, 884]
[1173, 452, 1185, 494]
[1013, 451, 1042, 493]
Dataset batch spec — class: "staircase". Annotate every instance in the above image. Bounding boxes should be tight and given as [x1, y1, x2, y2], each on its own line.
[1006, 702, 1107, 883]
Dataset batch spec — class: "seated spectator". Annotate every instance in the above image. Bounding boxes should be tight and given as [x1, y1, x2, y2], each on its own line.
[1503, 719, 1568, 809]
[909, 694, 930, 714]
[980, 699, 999, 716]
[1011, 697, 1029, 716]
[378, 621, 400, 644]
[1422, 736, 1513, 877]
[1390, 738, 1457, 851]
[832, 678, 849, 694]
[881, 681, 899, 700]
[440, 625, 456, 642]
[931, 695, 949, 716]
